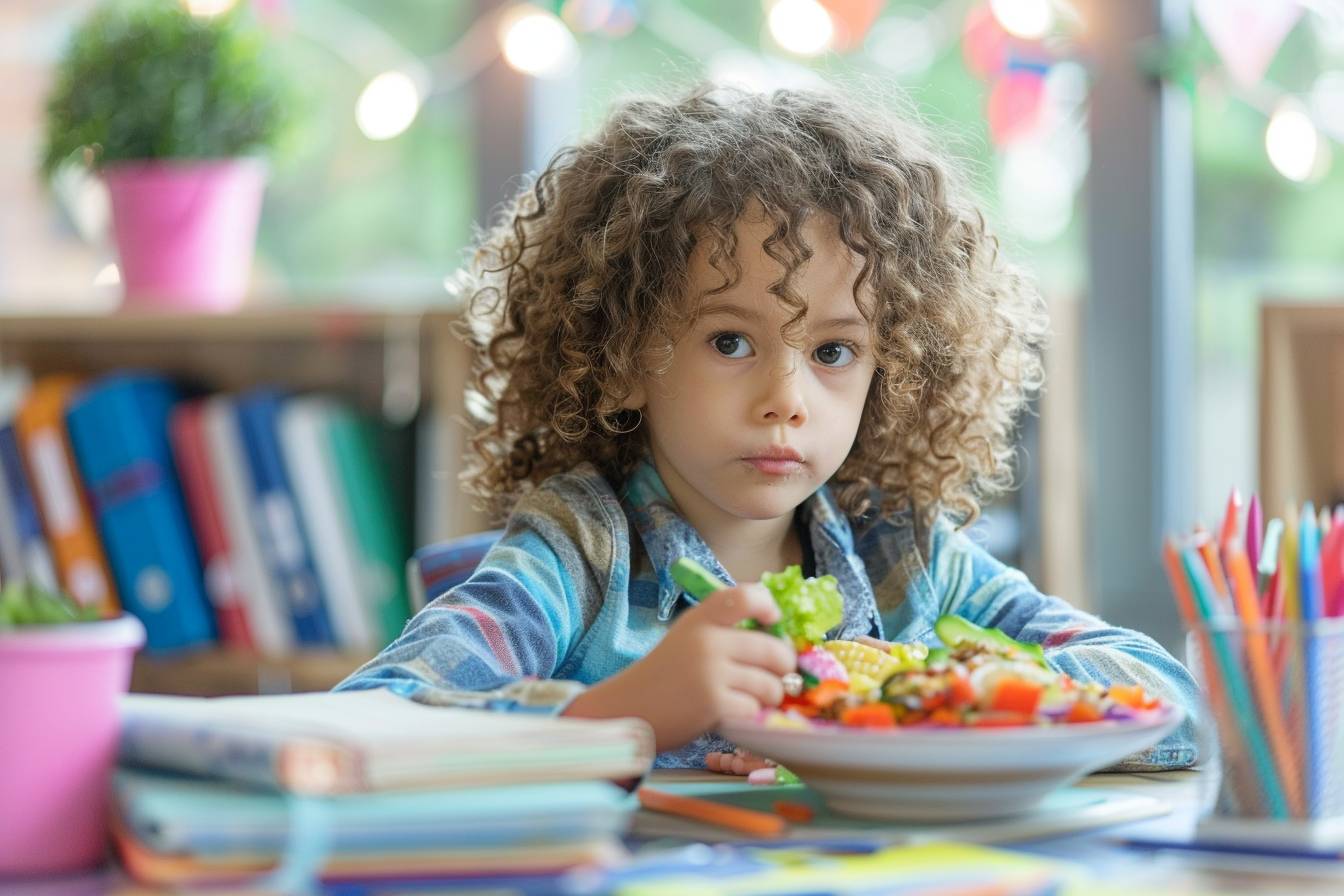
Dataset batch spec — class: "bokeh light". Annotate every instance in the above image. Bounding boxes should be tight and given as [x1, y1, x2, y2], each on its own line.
[355, 71, 421, 141]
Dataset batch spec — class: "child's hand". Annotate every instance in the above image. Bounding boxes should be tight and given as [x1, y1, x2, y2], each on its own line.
[562, 583, 796, 753]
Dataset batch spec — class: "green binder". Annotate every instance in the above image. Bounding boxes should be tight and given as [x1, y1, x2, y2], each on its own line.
[326, 408, 410, 643]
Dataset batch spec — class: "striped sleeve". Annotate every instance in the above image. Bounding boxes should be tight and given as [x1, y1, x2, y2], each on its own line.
[928, 518, 1202, 770]
[334, 474, 616, 713]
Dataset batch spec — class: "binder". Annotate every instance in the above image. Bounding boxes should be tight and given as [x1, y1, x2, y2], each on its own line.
[235, 390, 334, 646]
[169, 399, 253, 649]
[65, 374, 215, 651]
[277, 397, 378, 650]
[327, 407, 411, 643]
[0, 425, 59, 592]
[201, 396, 293, 655]
[14, 376, 118, 616]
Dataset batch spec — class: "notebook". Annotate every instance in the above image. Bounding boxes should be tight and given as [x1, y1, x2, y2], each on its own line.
[118, 689, 655, 794]
[113, 768, 632, 855]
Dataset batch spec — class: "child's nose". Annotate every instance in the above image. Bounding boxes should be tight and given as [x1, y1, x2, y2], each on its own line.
[755, 363, 808, 426]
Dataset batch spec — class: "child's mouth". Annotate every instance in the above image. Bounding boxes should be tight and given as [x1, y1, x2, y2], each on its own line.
[742, 457, 804, 475]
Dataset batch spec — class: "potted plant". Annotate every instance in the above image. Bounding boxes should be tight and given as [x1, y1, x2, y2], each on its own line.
[41, 1, 292, 311]
[0, 583, 145, 875]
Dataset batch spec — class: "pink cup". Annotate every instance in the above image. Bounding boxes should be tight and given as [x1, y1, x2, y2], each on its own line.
[0, 615, 145, 876]
[103, 158, 267, 312]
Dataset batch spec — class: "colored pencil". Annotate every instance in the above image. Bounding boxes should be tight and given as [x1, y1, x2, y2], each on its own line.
[637, 787, 788, 837]
[1298, 505, 1326, 817]
[1258, 518, 1283, 608]
[1246, 494, 1263, 582]
[1181, 548, 1287, 818]
[1224, 542, 1305, 817]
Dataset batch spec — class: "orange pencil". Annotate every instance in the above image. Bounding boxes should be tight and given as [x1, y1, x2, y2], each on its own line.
[1225, 542, 1305, 818]
[1192, 525, 1230, 609]
[1218, 489, 1242, 555]
[637, 786, 788, 837]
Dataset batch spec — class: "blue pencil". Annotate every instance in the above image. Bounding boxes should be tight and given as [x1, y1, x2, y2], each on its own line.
[1121, 835, 1342, 862]
[1298, 504, 1326, 818]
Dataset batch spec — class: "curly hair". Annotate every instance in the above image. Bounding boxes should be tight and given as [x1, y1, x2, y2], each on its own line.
[455, 84, 1049, 528]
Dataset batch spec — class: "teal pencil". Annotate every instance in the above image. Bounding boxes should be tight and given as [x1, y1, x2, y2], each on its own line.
[1182, 548, 1289, 819]
[1298, 504, 1326, 817]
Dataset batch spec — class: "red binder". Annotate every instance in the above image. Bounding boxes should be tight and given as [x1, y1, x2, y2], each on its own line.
[169, 399, 253, 649]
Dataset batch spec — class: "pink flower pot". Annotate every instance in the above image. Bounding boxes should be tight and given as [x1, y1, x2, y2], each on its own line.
[0, 614, 145, 876]
[102, 158, 267, 311]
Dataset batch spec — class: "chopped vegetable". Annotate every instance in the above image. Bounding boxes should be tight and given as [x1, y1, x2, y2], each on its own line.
[760, 565, 843, 645]
[669, 557, 842, 646]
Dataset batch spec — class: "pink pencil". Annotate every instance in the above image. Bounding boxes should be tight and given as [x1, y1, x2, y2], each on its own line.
[1247, 494, 1263, 576]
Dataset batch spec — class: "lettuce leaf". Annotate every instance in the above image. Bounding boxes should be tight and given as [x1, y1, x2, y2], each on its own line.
[760, 564, 844, 644]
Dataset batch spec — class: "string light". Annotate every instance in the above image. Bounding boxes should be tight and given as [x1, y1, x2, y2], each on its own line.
[767, 0, 834, 57]
[1266, 98, 1325, 182]
[989, 0, 1054, 40]
[181, 0, 237, 17]
[355, 71, 422, 141]
[498, 5, 579, 77]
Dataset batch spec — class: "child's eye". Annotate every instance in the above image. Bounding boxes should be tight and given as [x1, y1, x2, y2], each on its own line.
[711, 332, 753, 359]
[814, 341, 857, 367]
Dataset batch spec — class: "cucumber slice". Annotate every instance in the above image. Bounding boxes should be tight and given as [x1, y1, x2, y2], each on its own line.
[934, 614, 1049, 669]
[668, 557, 778, 633]
[669, 557, 726, 600]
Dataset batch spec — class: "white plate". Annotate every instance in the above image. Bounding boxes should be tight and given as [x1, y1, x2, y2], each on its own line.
[719, 705, 1184, 822]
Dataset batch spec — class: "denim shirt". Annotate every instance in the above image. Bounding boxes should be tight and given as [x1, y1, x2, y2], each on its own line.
[336, 459, 1200, 770]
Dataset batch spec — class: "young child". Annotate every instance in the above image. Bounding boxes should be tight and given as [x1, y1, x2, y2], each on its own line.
[337, 85, 1199, 771]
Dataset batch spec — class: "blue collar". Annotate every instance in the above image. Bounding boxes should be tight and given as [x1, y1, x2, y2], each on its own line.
[619, 458, 877, 635]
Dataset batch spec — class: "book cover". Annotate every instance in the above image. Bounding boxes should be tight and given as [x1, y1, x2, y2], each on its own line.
[14, 375, 119, 615]
[65, 373, 215, 652]
[327, 407, 411, 643]
[117, 689, 655, 795]
[277, 396, 378, 651]
[201, 395, 293, 655]
[169, 399, 253, 650]
[235, 389, 334, 646]
[113, 767, 629, 855]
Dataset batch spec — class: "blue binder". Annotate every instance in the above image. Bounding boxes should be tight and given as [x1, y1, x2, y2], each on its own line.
[65, 374, 215, 651]
[235, 389, 333, 645]
[0, 422, 60, 590]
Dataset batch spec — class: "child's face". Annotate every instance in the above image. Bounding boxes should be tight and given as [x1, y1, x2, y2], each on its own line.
[628, 212, 877, 528]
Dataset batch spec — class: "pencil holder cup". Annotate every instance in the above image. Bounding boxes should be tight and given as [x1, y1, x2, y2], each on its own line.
[0, 614, 145, 876]
[1185, 618, 1344, 850]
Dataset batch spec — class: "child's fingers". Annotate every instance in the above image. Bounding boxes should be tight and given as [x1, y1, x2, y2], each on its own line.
[856, 635, 892, 651]
[705, 750, 773, 776]
[699, 583, 780, 628]
[724, 664, 785, 711]
[713, 689, 766, 724]
[724, 628, 796, 677]
[729, 751, 772, 775]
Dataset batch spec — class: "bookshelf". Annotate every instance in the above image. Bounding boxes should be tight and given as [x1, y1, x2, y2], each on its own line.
[0, 307, 488, 695]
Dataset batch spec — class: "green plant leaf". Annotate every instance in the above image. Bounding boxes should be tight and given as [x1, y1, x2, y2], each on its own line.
[41, 0, 295, 178]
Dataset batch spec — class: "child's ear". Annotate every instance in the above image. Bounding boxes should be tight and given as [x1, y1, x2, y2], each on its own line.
[620, 384, 647, 410]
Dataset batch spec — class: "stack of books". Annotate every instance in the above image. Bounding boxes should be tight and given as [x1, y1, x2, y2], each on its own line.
[113, 689, 655, 887]
[0, 367, 411, 654]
